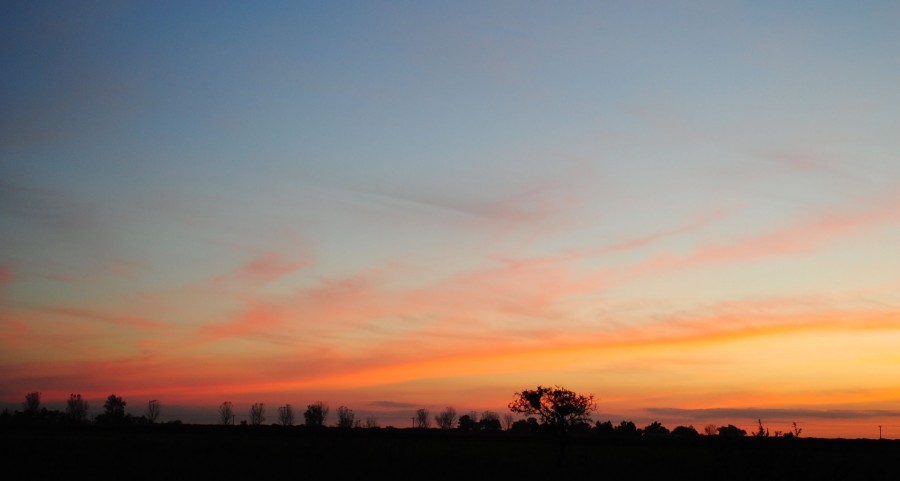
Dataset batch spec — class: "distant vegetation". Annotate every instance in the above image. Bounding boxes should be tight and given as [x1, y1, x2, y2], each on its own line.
[2, 387, 808, 440]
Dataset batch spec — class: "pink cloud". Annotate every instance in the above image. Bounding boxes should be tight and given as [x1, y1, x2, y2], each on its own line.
[234, 251, 310, 284]
[197, 302, 284, 344]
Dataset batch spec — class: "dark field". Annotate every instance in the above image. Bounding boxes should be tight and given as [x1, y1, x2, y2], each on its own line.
[3, 425, 898, 480]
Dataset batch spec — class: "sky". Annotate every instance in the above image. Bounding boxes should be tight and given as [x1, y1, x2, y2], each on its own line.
[2, 1, 900, 438]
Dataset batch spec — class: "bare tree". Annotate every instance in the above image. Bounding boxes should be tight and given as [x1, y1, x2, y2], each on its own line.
[502, 413, 515, 431]
[23, 392, 41, 413]
[336, 406, 355, 428]
[218, 402, 234, 425]
[434, 406, 457, 430]
[364, 416, 379, 428]
[304, 401, 329, 427]
[147, 400, 161, 424]
[413, 408, 431, 428]
[792, 421, 802, 438]
[278, 404, 294, 426]
[66, 393, 89, 422]
[249, 403, 265, 425]
[704, 424, 718, 436]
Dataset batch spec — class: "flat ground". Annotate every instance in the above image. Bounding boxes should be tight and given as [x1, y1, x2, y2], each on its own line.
[2, 425, 898, 480]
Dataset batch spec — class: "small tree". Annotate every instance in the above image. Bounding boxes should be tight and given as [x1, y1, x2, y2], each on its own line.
[304, 402, 328, 427]
[146, 400, 161, 424]
[278, 404, 294, 426]
[364, 416, 379, 428]
[718, 424, 747, 437]
[219, 402, 234, 425]
[102, 394, 127, 422]
[704, 424, 718, 436]
[508, 385, 595, 437]
[23, 392, 41, 413]
[671, 425, 700, 437]
[502, 413, 515, 431]
[434, 406, 457, 430]
[249, 403, 265, 426]
[614, 420, 641, 437]
[479, 411, 501, 431]
[791, 421, 802, 438]
[643, 421, 670, 435]
[66, 394, 89, 422]
[457, 414, 477, 431]
[413, 408, 431, 428]
[753, 419, 769, 437]
[336, 406, 355, 428]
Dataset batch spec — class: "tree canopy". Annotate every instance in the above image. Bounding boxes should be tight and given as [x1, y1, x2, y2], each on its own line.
[508, 385, 595, 435]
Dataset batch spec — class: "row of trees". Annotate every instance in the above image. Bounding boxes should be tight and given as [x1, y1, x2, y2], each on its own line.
[3, 387, 802, 438]
[3, 392, 163, 425]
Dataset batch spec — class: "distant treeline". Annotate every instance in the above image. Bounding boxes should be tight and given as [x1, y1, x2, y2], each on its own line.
[2, 389, 803, 439]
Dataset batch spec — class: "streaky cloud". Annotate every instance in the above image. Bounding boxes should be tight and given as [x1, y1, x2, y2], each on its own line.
[645, 407, 900, 420]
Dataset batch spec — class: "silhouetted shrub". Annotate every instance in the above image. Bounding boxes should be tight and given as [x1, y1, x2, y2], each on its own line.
[717, 424, 747, 437]
[671, 425, 700, 437]
[304, 402, 328, 427]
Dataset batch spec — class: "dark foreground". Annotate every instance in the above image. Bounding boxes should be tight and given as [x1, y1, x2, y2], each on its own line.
[2, 425, 898, 480]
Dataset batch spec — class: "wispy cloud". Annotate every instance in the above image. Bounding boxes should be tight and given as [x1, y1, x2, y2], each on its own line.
[646, 407, 900, 420]
[368, 400, 419, 409]
[41, 307, 167, 331]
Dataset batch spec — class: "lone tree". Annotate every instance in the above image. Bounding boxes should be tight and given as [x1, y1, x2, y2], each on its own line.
[413, 408, 430, 428]
[502, 413, 515, 431]
[508, 385, 595, 437]
[304, 402, 328, 427]
[249, 403, 265, 426]
[146, 400, 161, 424]
[434, 406, 457, 430]
[23, 392, 41, 413]
[336, 406, 355, 428]
[278, 404, 294, 426]
[66, 393, 89, 422]
[218, 402, 234, 425]
[96, 394, 127, 424]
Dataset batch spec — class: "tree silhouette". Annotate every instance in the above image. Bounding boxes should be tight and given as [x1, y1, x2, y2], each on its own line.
[277, 404, 294, 426]
[671, 425, 700, 437]
[66, 393, 89, 422]
[146, 400, 161, 424]
[643, 421, 670, 435]
[23, 392, 41, 413]
[508, 385, 595, 437]
[479, 411, 501, 431]
[364, 416, 379, 428]
[753, 419, 769, 437]
[218, 402, 234, 425]
[718, 424, 747, 437]
[413, 408, 430, 428]
[249, 403, 265, 426]
[457, 414, 476, 431]
[434, 406, 457, 430]
[614, 420, 641, 438]
[336, 406, 355, 428]
[704, 424, 718, 436]
[304, 402, 328, 427]
[502, 413, 515, 431]
[593, 420, 614, 437]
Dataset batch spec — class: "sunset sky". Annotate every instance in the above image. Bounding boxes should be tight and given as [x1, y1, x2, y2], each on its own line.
[3, 2, 900, 437]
